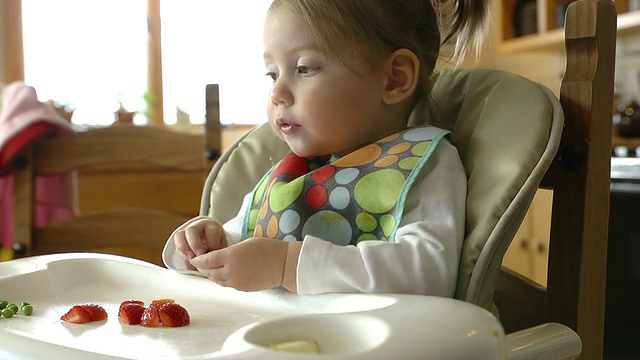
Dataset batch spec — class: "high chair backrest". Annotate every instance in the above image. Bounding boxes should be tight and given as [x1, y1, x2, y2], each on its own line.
[423, 70, 563, 307]
[201, 0, 615, 358]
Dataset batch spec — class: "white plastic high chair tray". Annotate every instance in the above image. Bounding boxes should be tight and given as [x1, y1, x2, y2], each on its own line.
[0, 253, 505, 359]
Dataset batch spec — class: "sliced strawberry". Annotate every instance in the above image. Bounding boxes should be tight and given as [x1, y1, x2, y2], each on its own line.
[118, 303, 146, 325]
[119, 299, 145, 313]
[61, 305, 92, 324]
[80, 304, 108, 321]
[140, 307, 161, 327]
[158, 303, 190, 327]
[148, 298, 175, 311]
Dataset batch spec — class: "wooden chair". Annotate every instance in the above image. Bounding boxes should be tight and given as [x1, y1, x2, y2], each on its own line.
[494, 1, 616, 358]
[11, 94, 222, 267]
[197, 1, 616, 358]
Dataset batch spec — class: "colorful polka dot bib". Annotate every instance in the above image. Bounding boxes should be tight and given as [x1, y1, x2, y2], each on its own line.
[242, 126, 450, 245]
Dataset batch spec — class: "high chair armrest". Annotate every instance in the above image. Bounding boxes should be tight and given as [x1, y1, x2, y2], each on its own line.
[505, 323, 582, 360]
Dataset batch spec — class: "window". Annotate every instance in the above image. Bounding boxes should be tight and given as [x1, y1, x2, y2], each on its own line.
[20, 0, 272, 126]
[22, 0, 148, 125]
[160, 0, 272, 126]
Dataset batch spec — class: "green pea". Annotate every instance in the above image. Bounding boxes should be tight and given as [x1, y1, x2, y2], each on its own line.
[0, 300, 8, 309]
[21, 301, 30, 307]
[1, 308, 13, 318]
[22, 304, 33, 316]
[7, 304, 18, 314]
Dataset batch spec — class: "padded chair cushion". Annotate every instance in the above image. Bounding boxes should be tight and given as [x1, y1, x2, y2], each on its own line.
[421, 69, 562, 310]
[201, 68, 563, 312]
[201, 123, 289, 222]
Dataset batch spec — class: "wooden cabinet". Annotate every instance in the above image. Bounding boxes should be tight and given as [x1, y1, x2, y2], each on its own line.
[502, 189, 554, 286]
[498, 0, 640, 52]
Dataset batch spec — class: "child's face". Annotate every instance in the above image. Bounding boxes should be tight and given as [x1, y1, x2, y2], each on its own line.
[263, 9, 399, 157]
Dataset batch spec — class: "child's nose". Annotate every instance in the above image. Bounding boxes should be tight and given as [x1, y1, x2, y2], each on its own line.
[270, 79, 293, 106]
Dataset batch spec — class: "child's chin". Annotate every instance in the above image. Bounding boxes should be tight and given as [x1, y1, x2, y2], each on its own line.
[286, 143, 308, 157]
[290, 149, 311, 158]
[287, 142, 330, 158]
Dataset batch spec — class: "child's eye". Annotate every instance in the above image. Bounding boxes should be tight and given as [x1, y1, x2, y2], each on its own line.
[296, 65, 320, 76]
[265, 71, 278, 81]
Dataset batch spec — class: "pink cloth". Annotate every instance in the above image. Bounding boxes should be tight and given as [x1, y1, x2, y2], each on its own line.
[0, 82, 79, 249]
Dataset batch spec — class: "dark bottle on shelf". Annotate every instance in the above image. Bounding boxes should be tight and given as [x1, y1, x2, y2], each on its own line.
[514, 0, 538, 37]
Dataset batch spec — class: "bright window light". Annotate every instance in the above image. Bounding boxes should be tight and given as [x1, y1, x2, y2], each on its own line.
[21, 0, 272, 126]
[161, 0, 272, 125]
[22, 0, 148, 126]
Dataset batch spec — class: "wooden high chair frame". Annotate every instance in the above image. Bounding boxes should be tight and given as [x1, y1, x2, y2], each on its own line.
[495, 0, 616, 358]
[10, 93, 222, 267]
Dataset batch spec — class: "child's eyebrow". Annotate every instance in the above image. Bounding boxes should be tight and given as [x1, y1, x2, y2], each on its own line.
[263, 45, 321, 61]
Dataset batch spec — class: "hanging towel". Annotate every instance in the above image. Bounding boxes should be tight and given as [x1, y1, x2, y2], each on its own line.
[0, 81, 79, 250]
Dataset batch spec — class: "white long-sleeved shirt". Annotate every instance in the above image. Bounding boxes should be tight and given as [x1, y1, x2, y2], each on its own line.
[163, 139, 466, 297]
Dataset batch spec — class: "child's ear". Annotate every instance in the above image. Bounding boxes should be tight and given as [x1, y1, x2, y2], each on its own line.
[382, 49, 419, 105]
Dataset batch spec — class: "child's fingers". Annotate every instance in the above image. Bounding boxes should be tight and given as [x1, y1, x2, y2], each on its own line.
[190, 250, 225, 270]
[169, 217, 223, 260]
[185, 225, 209, 256]
[195, 266, 229, 287]
[202, 221, 226, 249]
[173, 229, 196, 260]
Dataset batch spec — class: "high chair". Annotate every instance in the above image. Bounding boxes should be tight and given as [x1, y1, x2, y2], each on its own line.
[10, 105, 221, 267]
[198, 0, 615, 358]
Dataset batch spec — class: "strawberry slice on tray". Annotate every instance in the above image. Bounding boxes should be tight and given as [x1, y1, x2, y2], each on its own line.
[140, 307, 161, 327]
[119, 303, 146, 325]
[136, 298, 190, 327]
[61, 299, 190, 327]
[148, 298, 175, 311]
[157, 303, 190, 327]
[119, 299, 145, 312]
[61, 304, 108, 324]
[82, 303, 108, 321]
[60, 306, 92, 324]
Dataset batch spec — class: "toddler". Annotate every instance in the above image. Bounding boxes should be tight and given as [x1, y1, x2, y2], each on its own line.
[163, 0, 490, 296]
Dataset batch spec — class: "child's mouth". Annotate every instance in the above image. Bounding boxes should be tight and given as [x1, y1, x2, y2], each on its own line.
[276, 118, 299, 134]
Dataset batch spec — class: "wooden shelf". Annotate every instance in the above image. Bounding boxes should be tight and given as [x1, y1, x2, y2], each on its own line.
[499, 28, 565, 53]
[498, 0, 640, 53]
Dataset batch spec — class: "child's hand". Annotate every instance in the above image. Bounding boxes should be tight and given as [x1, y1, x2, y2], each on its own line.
[189, 237, 288, 292]
[171, 218, 228, 261]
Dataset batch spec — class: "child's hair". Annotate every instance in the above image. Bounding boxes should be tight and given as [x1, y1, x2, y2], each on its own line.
[268, 0, 490, 106]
